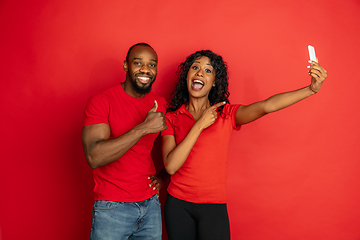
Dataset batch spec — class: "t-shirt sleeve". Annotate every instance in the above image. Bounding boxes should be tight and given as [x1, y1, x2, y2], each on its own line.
[224, 104, 242, 131]
[161, 112, 175, 136]
[83, 94, 110, 127]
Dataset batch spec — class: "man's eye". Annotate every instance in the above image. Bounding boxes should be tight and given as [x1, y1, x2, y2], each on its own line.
[149, 64, 155, 68]
[134, 62, 141, 66]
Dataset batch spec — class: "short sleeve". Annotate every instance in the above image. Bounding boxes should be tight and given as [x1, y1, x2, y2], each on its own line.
[222, 104, 241, 131]
[83, 94, 110, 127]
[161, 112, 175, 136]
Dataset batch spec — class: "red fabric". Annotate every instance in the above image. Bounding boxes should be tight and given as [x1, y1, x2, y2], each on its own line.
[83, 83, 167, 202]
[162, 104, 241, 203]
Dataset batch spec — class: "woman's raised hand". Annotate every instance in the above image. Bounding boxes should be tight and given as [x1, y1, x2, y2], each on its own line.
[308, 61, 327, 93]
[197, 101, 226, 130]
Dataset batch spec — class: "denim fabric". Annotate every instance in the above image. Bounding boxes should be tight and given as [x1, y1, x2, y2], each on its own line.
[90, 194, 162, 240]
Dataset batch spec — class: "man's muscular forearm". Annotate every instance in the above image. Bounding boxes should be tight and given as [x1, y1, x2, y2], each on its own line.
[82, 123, 148, 169]
[82, 102, 167, 169]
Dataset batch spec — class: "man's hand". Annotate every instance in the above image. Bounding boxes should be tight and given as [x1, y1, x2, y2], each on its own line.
[148, 175, 163, 197]
[143, 101, 168, 134]
[309, 61, 327, 93]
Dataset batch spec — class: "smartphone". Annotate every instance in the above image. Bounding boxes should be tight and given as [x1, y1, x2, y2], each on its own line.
[308, 45, 317, 62]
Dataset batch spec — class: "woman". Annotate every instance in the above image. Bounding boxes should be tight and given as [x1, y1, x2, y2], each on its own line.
[161, 50, 327, 240]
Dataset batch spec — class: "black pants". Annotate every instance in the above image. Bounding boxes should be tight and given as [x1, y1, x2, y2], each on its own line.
[165, 194, 230, 240]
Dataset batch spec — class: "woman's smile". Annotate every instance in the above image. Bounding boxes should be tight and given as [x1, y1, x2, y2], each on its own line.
[187, 56, 215, 96]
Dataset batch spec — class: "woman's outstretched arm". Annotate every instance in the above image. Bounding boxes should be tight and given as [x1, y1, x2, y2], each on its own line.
[235, 61, 327, 126]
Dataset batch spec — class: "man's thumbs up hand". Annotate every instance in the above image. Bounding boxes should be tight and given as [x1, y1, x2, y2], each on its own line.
[142, 100, 167, 134]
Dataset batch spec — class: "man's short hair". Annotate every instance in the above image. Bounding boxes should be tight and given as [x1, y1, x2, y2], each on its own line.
[126, 43, 153, 62]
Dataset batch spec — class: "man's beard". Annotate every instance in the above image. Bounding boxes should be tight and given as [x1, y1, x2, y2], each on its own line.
[130, 73, 156, 95]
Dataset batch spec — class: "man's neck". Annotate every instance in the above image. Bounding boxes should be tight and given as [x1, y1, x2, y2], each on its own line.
[121, 81, 145, 98]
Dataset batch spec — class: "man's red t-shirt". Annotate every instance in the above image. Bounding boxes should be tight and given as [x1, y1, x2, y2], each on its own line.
[83, 83, 167, 202]
[161, 104, 241, 203]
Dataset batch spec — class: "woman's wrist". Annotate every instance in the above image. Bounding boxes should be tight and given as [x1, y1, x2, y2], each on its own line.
[309, 85, 318, 94]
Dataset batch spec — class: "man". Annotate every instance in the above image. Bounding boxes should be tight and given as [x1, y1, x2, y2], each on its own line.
[82, 43, 168, 240]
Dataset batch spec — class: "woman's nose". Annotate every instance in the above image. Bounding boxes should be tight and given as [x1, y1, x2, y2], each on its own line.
[195, 68, 203, 77]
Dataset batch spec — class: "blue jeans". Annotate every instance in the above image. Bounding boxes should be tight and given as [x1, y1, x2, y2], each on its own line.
[90, 194, 162, 240]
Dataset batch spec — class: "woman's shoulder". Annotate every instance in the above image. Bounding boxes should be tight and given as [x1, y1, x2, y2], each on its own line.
[222, 103, 241, 116]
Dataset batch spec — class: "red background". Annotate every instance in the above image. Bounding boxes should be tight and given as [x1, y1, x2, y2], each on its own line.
[1, 0, 360, 239]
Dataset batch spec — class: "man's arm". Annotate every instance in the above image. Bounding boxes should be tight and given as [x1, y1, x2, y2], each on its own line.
[82, 100, 167, 169]
[235, 61, 327, 125]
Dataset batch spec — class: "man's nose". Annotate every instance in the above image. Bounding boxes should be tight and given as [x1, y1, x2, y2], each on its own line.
[140, 64, 150, 73]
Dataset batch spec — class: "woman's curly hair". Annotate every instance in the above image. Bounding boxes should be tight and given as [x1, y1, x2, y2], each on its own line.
[167, 50, 230, 114]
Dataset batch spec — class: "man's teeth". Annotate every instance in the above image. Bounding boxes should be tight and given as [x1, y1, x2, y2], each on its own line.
[138, 76, 150, 84]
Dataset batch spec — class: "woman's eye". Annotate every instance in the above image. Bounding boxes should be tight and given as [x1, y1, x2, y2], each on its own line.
[192, 66, 198, 70]
[205, 69, 212, 73]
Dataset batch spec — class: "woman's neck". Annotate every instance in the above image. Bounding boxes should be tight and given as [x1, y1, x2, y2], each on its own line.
[186, 98, 210, 112]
